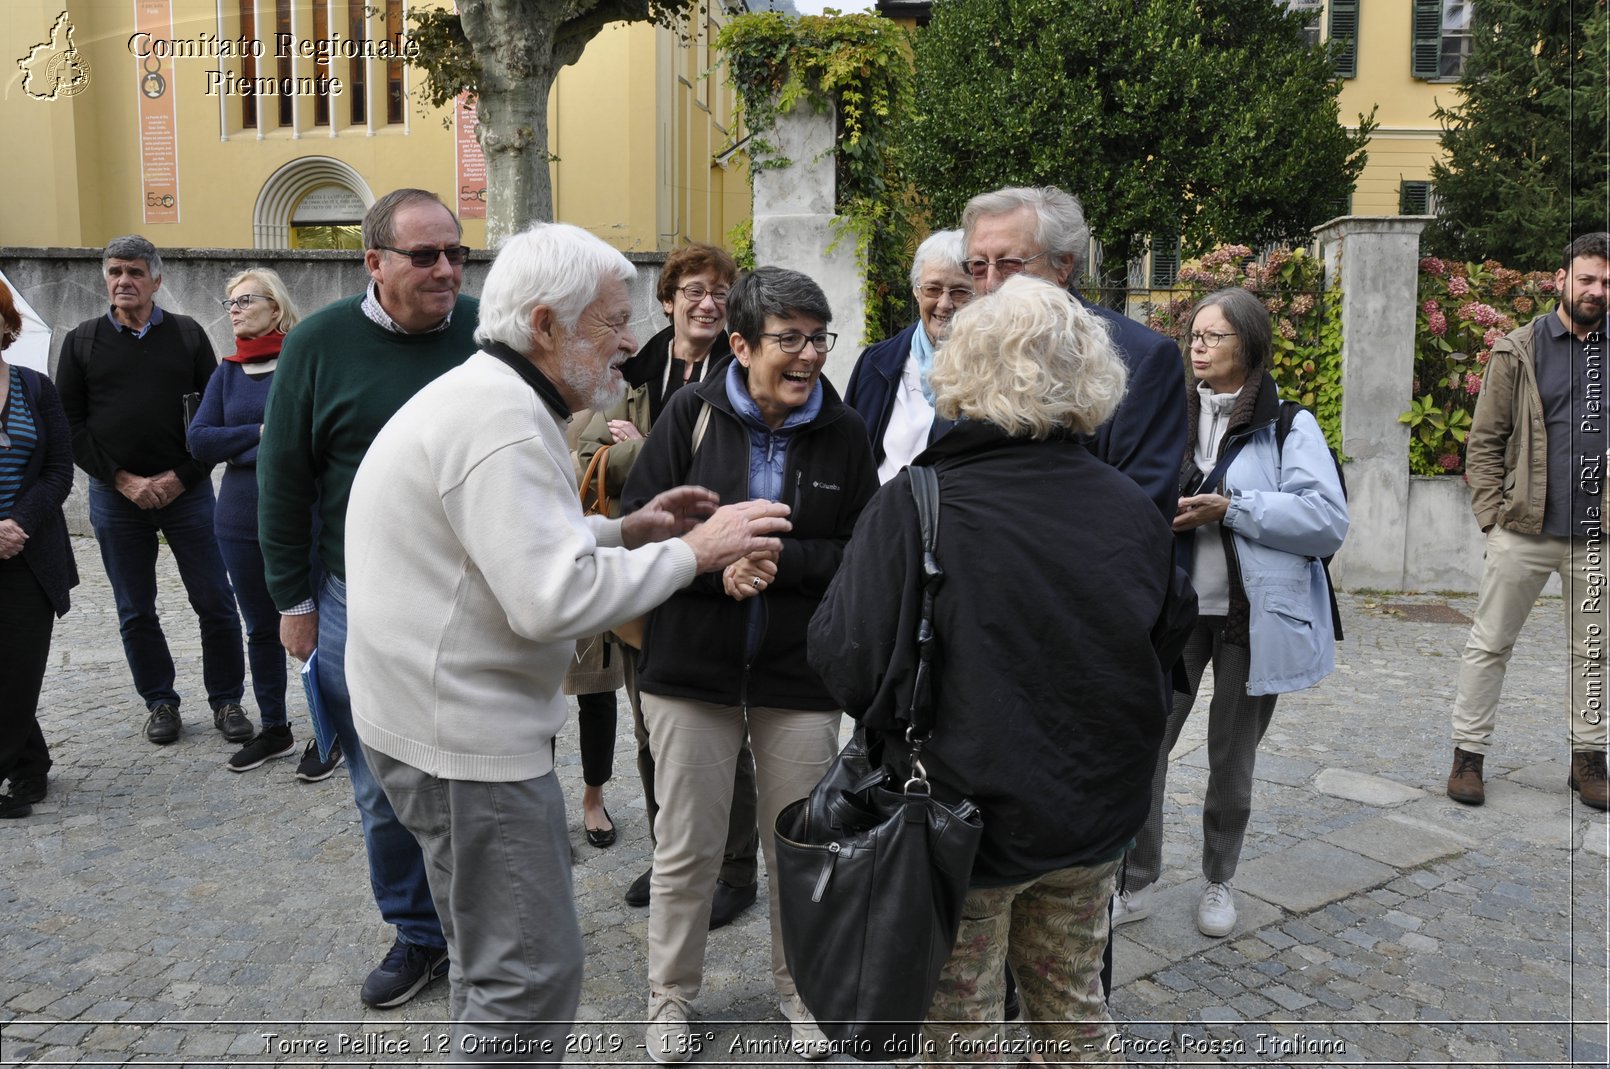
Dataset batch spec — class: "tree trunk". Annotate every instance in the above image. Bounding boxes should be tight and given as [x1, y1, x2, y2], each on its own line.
[458, 0, 561, 243]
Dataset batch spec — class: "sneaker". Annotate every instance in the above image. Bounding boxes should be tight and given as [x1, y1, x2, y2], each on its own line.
[625, 866, 652, 908]
[780, 993, 832, 1060]
[1570, 750, 1609, 811]
[1113, 884, 1153, 927]
[295, 739, 344, 782]
[645, 992, 693, 1064]
[144, 704, 182, 745]
[213, 702, 254, 743]
[359, 938, 449, 1009]
[1447, 747, 1485, 806]
[228, 725, 297, 772]
[1197, 881, 1237, 938]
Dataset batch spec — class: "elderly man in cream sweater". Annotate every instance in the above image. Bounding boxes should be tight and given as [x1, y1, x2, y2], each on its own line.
[344, 223, 791, 1062]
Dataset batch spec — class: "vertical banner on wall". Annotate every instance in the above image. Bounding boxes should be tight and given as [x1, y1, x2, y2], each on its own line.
[134, 0, 180, 224]
[456, 92, 487, 221]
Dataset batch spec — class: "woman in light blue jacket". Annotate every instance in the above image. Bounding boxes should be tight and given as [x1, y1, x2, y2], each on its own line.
[1116, 286, 1348, 940]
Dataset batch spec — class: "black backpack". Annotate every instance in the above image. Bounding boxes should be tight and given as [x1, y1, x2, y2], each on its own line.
[1275, 400, 1346, 640]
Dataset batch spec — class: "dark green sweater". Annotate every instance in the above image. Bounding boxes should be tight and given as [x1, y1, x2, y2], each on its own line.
[258, 294, 479, 609]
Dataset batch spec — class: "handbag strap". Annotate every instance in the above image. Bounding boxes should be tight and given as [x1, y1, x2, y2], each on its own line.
[578, 445, 610, 515]
[904, 464, 944, 785]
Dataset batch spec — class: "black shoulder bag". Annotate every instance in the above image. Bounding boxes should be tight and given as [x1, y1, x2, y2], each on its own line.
[773, 463, 984, 1061]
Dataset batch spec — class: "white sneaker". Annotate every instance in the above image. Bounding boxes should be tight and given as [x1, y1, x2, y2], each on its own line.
[780, 993, 832, 1061]
[1197, 881, 1237, 938]
[646, 993, 693, 1064]
[1112, 884, 1153, 926]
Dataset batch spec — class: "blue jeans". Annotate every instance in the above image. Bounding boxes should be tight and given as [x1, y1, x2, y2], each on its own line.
[88, 478, 243, 711]
[317, 574, 446, 951]
[217, 536, 287, 729]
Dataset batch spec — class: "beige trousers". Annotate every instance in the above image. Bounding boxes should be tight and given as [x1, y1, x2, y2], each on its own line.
[641, 693, 841, 1002]
[1452, 526, 1609, 754]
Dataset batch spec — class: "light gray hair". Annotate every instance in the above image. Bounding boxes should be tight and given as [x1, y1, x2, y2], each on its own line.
[475, 223, 636, 354]
[961, 186, 1089, 282]
[225, 267, 301, 334]
[103, 235, 162, 278]
[930, 275, 1125, 439]
[908, 229, 967, 289]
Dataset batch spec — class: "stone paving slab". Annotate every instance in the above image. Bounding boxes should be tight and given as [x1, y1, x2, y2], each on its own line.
[1312, 768, 1426, 807]
[1, 542, 1607, 1066]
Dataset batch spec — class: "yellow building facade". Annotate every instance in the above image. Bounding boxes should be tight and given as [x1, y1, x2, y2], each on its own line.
[2, 0, 750, 252]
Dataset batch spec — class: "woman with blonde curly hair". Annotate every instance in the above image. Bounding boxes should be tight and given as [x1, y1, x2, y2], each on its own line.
[811, 275, 1195, 1061]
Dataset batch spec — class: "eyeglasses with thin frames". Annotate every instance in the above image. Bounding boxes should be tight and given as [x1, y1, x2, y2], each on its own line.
[760, 331, 837, 354]
[220, 294, 274, 312]
[915, 283, 975, 303]
[376, 245, 472, 268]
[677, 284, 730, 305]
[961, 252, 1047, 280]
[1188, 331, 1238, 349]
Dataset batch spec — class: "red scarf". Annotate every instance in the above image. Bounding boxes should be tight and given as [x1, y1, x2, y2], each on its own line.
[225, 331, 284, 364]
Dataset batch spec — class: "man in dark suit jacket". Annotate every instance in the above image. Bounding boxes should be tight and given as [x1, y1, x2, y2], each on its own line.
[961, 185, 1187, 520]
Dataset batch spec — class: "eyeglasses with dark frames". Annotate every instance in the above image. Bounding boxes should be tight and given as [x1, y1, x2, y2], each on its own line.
[220, 294, 274, 311]
[961, 252, 1047, 280]
[376, 245, 472, 268]
[759, 331, 837, 354]
[1187, 330, 1238, 349]
[677, 284, 730, 305]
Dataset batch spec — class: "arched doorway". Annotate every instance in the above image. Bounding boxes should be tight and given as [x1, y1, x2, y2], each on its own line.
[252, 157, 373, 249]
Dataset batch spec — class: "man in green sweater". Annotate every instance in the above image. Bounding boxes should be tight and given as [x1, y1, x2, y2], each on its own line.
[258, 189, 475, 1009]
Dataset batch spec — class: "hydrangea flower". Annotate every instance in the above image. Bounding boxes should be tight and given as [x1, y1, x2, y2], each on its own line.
[1447, 276, 1470, 297]
[1465, 373, 1484, 395]
[1428, 310, 1448, 336]
[1420, 257, 1447, 277]
[1438, 453, 1462, 471]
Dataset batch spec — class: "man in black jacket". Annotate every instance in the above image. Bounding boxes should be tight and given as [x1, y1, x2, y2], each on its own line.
[57, 235, 245, 747]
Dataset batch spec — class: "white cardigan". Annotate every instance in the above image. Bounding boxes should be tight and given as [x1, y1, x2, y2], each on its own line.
[346, 352, 696, 781]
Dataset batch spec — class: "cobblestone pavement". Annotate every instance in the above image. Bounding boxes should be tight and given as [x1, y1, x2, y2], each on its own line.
[1, 539, 1606, 1066]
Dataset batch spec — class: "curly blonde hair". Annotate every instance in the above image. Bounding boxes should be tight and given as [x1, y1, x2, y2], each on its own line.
[225, 268, 301, 334]
[930, 276, 1126, 439]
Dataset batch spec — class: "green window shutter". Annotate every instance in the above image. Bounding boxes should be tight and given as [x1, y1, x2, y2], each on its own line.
[1149, 235, 1180, 288]
[1328, 0, 1359, 78]
[1411, 0, 1443, 79]
[1400, 180, 1434, 215]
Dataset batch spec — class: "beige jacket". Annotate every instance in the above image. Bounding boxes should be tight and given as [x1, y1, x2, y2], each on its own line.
[1466, 311, 1604, 535]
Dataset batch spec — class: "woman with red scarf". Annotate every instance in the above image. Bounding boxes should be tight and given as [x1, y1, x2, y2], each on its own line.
[189, 269, 334, 780]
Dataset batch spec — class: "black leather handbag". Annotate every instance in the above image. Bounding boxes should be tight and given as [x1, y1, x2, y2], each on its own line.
[774, 464, 984, 1060]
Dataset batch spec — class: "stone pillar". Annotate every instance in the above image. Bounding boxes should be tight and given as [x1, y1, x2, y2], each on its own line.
[749, 98, 867, 388]
[1313, 216, 1432, 591]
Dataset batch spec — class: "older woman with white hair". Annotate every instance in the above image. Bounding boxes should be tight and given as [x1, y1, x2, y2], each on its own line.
[844, 228, 973, 483]
[810, 275, 1194, 1062]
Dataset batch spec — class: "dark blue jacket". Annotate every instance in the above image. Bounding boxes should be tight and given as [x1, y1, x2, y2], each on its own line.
[843, 320, 923, 469]
[9, 368, 78, 616]
[1079, 298, 1188, 522]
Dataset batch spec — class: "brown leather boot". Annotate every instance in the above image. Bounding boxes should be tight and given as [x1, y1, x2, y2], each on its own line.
[1447, 748, 1485, 805]
[1569, 751, 1608, 811]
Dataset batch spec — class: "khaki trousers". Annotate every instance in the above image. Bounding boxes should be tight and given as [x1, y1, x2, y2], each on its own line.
[1452, 526, 1609, 754]
[641, 693, 840, 1002]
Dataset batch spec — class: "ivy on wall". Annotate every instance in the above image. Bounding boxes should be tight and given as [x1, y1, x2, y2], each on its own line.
[716, 11, 917, 341]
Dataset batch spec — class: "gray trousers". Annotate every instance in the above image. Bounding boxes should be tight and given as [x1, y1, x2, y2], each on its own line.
[1126, 617, 1278, 891]
[366, 745, 582, 1064]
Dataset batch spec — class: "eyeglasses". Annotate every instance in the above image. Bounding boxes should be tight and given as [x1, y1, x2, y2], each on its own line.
[760, 331, 837, 354]
[376, 245, 472, 268]
[677, 284, 730, 305]
[220, 294, 274, 311]
[961, 253, 1047, 280]
[915, 283, 975, 303]
[1188, 330, 1238, 349]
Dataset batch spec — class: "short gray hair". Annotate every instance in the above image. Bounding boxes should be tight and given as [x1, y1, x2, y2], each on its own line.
[1188, 287, 1271, 378]
[726, 266, 832, 345]
[909, 229, 967, 289]
[961, 186, 1089, 281]
[103, 235, 162, 278]
[930, 275, 1125, 439]
[475, 222, 636, 354]
[362, 188, 461, 250]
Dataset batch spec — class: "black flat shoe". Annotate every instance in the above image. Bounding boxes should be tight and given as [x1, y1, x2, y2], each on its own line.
[585, 808, 616, 848]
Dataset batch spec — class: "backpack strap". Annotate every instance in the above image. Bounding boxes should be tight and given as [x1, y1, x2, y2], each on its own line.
[690, 401, 712, 455]
[905, 464, 943, 744]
